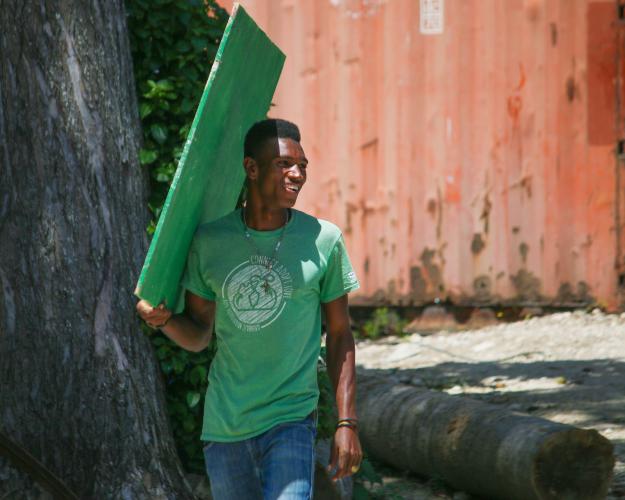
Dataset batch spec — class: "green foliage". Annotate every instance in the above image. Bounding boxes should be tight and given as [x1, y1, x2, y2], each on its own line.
[149, 326, 217, 472]
[127, 0, 228, 473]
[353, 456, 384, 499]
[360, 307, 407, 339]
[126, 0, 229, 230]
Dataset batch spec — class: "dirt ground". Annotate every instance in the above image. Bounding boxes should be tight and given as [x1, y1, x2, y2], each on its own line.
[355, 309, 625, 499]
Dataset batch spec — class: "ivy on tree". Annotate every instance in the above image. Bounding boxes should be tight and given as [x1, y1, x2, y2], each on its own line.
[126, 0, 228, 473]
[127, 0, 228, 229]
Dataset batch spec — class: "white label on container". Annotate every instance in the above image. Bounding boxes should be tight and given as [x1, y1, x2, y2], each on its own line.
[420, 0, 444, 35]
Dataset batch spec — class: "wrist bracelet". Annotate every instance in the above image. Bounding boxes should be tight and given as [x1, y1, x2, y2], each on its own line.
[337, 418, 358, 424]
[336, 422, 358, 431]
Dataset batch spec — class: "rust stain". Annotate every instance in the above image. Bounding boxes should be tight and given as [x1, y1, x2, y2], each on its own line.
[421, 248, 444, 294]
[471, 233, 485, 254]
[557, 281, 592, 303]
[525, 0, 540, 22]
[436, 186, 443, 240]
[519, 242, 529, 263]
[480, 195, 492, 234]
[473, 275, 492, 301]
[510, 269, 542, 301]
[565, 76, 578, 102]
[557, 282, 575, 302]
[410, 266, 427, 303]
[427, 198, 437, 216]
[550, 22, 557, 46]
[360, 138, 378, 150]
[507, 95, 523, 121]
[507, 174, 532, 198]
[577, 281, 591, 301]
[515, 63, 526, 91]
[521, 176, 532, 198]
[344, 202, 358, 235]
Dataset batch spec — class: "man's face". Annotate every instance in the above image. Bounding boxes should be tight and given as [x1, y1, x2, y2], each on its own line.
[251, 137, 308, 208]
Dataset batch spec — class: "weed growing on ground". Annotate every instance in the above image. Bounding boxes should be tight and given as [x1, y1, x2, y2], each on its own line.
[360, 307, 407, 339]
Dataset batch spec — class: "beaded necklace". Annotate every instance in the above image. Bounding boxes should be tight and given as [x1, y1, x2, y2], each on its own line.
[242, 208, 290, 293]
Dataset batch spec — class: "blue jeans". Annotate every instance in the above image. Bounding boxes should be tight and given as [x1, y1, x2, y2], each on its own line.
[203, 413, 317, 500]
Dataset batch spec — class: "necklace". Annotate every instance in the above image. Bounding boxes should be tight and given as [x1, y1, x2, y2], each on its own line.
[242, 208, 290, 294]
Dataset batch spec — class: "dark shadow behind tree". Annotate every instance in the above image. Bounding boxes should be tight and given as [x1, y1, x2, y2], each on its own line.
[0, 1, 193, 498]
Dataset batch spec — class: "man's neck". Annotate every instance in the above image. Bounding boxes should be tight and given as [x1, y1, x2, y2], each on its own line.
[243, 204, 289, 231]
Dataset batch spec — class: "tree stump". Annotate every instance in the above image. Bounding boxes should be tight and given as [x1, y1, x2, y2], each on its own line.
[357, 373, 614, 500]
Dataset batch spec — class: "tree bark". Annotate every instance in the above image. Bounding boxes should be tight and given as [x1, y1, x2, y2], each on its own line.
[357, 373, 615, 500]
[0, 1, 192, 498]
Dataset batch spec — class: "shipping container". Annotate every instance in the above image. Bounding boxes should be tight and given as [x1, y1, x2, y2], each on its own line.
[220, 0, 625, 310]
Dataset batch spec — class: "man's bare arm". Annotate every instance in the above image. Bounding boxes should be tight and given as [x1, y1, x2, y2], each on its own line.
[136, 291, 215, 352]
[324, 294, 362, 480]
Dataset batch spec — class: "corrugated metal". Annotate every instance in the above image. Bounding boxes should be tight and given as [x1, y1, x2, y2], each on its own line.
[220, 0, 623, 309]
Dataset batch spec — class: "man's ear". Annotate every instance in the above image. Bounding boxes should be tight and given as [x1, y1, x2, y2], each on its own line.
[243, 156, 259, 181]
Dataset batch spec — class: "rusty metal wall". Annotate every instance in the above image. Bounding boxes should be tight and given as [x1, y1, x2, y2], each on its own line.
[220, 0, 622, 309]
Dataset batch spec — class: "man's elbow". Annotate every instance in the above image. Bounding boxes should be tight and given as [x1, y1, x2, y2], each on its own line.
[187, 331, 212, 352]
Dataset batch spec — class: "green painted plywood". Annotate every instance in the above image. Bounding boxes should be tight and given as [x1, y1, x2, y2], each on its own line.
[135, 4, 285, 310]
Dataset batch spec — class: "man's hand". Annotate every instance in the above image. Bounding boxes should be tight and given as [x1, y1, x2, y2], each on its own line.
[328, 426, 363, 481]
[136, 300, 172, 329]
[136, 292, 214, 352]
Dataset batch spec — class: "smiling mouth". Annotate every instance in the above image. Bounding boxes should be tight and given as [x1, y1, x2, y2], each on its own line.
[285, 185, 300, 193]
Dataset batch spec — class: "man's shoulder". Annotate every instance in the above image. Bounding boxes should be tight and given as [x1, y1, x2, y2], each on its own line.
[293, 210, 342, 245]
[194, 210, 240, 240]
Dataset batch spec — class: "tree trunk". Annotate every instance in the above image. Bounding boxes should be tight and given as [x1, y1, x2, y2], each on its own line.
[357, 373, 614, 500]
[0, 1, 192, 498]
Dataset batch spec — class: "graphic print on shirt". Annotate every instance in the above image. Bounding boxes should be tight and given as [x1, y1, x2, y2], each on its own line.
[222, 255, 293, 332]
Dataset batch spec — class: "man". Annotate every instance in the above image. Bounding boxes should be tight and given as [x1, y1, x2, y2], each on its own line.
[137, 119, 362, 499]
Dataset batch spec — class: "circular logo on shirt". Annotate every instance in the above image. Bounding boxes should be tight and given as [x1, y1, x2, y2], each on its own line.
[222, 256, 293, 332]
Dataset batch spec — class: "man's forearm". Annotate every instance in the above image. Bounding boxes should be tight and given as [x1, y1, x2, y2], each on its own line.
[161, 313, 212, 352]
[326, 330, 357, 419]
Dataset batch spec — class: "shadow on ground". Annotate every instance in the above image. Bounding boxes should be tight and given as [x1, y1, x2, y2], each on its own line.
[358, 359, 625, 499]
[360, 358, 625, 429]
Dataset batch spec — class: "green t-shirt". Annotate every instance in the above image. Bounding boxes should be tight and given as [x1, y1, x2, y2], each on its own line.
[181, 208, 359, 442]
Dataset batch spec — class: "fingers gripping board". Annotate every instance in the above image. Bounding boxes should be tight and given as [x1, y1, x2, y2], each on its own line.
[135, 4, 285, 310]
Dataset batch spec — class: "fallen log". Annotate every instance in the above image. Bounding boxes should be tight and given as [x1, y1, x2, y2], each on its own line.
[356, 373, 614, 500]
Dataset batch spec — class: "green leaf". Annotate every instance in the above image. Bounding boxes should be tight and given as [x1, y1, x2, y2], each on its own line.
[355, 457, 383, 484]
[189, 365, 207, 385]
[191, 38, 207, 51]
[175, 40, 191, 53]
[150, 124, 168, 144]
[183, 415, 196, 432]
[172, 356, 185, 374]
[178, 12, 191, 26]
[352, 483, 371, 500]
[156, 345, 170, 360]
[139, 102, 154, 119]
[186, 391, 201, 408]
[180, 98, 194, 113]
[139, 149, 158, 165]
